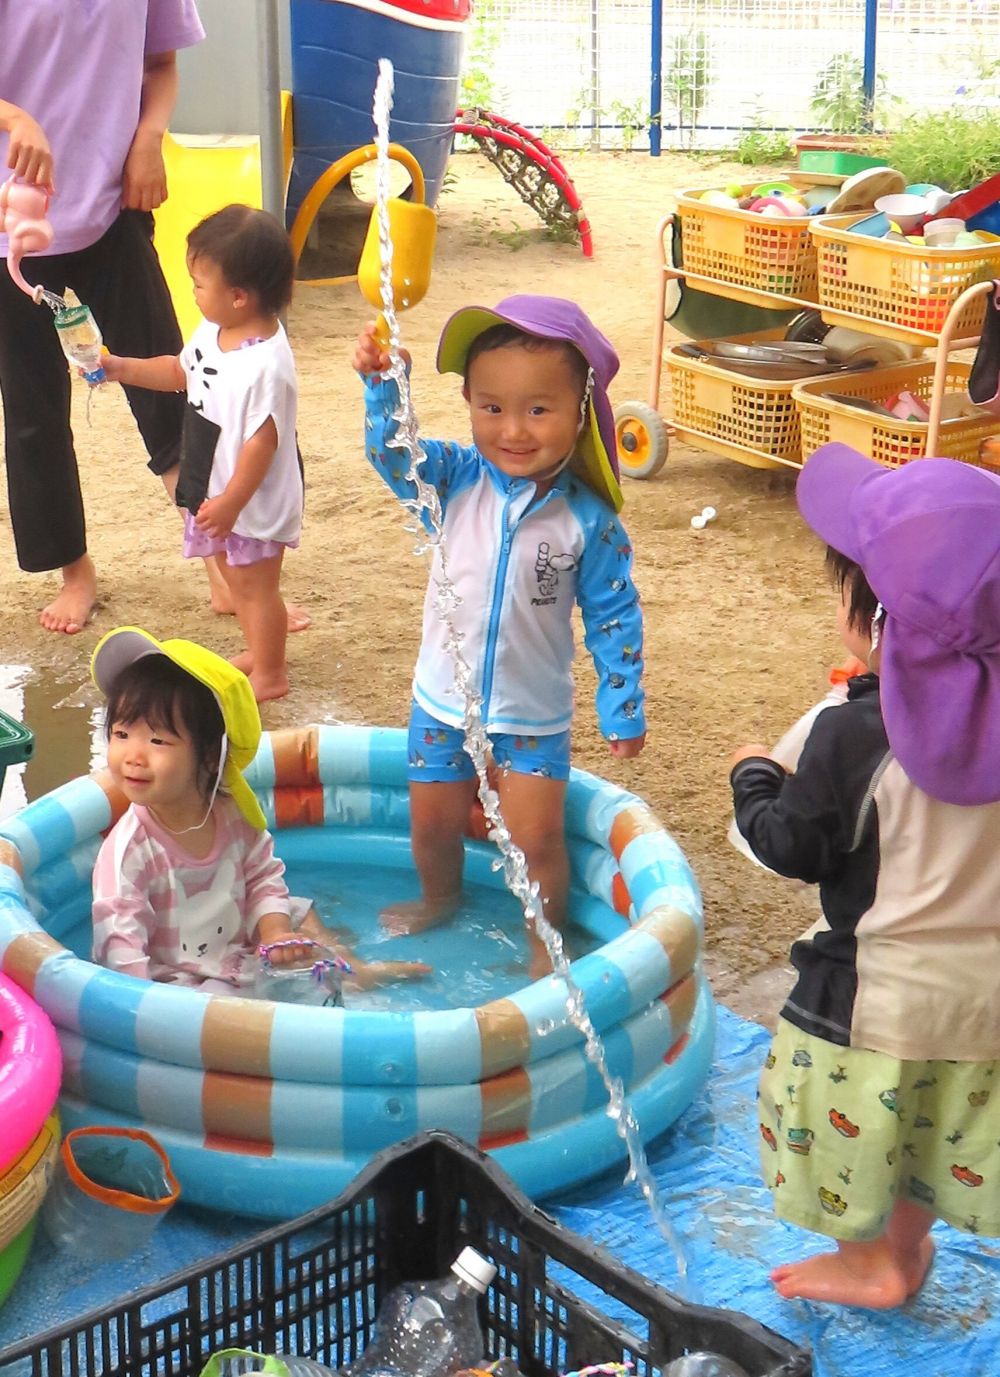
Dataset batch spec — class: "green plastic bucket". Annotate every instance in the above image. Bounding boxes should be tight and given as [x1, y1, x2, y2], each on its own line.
[795, 137, 888, 176]
[0, 711, 33, 801]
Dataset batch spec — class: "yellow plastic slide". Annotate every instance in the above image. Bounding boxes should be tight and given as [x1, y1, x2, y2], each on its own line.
[153, 94, 292, 339]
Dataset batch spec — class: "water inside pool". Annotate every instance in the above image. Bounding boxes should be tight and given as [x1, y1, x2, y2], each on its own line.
[297, 860, 604, 1010]
[50, 844, 608, 1014]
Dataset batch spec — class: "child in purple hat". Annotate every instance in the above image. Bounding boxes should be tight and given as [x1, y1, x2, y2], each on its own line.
[730, 443, 1000, 1309]
[353, 297, 645, 975]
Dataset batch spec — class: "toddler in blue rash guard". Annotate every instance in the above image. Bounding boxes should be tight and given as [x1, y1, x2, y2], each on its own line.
[353, 296, 646, 973]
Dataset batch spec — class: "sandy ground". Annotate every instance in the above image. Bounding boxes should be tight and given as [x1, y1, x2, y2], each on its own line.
[0, 150, 843, 1019]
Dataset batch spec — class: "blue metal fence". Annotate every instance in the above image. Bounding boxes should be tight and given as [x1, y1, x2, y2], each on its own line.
[467, 0, 1000, 153]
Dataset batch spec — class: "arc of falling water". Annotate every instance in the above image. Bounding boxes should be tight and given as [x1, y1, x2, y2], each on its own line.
[371, 59, 690, 1294]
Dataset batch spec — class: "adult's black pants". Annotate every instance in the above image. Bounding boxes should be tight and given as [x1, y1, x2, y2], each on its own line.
[0, 209, 185, 572]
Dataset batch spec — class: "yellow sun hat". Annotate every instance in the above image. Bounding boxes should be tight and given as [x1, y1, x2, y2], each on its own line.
[91, 626, 267, 831]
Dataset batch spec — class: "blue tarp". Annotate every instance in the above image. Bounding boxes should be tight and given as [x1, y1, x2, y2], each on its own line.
[2, 1009, 997, 1376]
[556, 1010, 1000, 1377]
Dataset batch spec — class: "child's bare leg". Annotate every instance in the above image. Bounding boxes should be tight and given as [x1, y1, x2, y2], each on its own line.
[771, 1198, 935, 1308]
[160, 468, 231, 615]
[293, 905, 432, 987]
[498, 770, 569, 979]
[211, 552, 310, 632]
[161, 466, 307, 630]
[381, 779, 477, 934]
[884, 1197, 936, 1295]
[220, 552, 289, 702]
[344, 957, 433, 989]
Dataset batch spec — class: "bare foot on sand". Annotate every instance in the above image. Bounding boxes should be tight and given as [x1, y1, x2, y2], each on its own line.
[228, 653, 289, 702]
[380, 895, 461, 935]
[210, 586, 310, 632]
[248, 669, 289, 704]
[39, 554, 97, 634]
[771, 1236, 934, 1309]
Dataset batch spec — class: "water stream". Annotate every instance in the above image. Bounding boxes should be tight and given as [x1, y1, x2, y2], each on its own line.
[371, 59, 691, 1295]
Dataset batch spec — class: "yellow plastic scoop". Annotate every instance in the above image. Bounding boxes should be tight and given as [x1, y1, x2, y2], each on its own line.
[357, 196, 437, 347]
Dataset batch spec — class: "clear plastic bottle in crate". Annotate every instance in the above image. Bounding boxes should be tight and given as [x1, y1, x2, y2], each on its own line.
[346, 1247, 497, 1377]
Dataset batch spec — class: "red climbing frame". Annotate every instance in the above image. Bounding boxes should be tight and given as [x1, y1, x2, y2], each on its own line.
[453, 109, 594, 258]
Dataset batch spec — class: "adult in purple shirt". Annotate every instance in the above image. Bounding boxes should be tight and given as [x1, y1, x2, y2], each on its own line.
[0, 0, 204, 634]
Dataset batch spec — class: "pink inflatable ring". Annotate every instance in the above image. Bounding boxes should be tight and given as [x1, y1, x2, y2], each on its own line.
[0, 972, 61, 1169]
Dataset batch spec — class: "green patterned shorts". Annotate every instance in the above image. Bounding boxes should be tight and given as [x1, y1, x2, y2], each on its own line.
[758, 1018, 1000, 1242]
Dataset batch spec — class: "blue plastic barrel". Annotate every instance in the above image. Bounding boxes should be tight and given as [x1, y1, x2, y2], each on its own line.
[288, 0, 469, 217]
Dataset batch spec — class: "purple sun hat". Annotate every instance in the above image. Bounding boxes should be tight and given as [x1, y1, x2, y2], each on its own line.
[436, 295, 623, 511]
[797, 443, 1000, 806]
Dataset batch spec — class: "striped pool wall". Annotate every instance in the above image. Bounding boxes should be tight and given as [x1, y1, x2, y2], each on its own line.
[0, 725, 713, 1216]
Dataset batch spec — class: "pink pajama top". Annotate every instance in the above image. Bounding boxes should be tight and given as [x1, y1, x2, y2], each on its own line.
[92, 796, 291, 989]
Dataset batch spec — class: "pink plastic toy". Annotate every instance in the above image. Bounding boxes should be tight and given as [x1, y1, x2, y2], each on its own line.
[748, 195, 808, 217]
[0, 174, 55, 300]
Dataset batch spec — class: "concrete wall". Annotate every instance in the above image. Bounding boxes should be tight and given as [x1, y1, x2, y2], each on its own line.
[173, 0, 291, 135]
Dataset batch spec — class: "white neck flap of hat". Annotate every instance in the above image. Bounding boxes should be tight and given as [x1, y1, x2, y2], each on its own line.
[153, 732, 229, 837]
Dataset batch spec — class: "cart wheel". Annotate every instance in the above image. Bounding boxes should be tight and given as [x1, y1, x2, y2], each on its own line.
[614, 402, 669, 480]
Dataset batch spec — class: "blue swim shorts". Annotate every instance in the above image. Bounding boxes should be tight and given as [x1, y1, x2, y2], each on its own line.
[407, 701, 571, 783]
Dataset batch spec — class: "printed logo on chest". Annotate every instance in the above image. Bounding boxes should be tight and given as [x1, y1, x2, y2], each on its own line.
[532, 540, 577, 606]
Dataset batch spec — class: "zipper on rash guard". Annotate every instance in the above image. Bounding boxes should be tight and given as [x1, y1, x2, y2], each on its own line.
[479, 482, 561, 721]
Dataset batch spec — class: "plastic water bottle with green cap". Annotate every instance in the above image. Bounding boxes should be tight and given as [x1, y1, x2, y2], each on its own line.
[53, 302, 107, 385]
[345, 1247, 497, 1377]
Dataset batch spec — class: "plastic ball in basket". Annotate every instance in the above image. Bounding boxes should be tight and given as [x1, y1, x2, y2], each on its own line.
[254, 938, 351, 1008]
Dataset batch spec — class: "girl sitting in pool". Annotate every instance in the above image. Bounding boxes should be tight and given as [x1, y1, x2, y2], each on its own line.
[90, 626, 430, 994]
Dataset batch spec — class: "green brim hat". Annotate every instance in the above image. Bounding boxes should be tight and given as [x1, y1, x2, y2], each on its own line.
[437, 295, 624, 513]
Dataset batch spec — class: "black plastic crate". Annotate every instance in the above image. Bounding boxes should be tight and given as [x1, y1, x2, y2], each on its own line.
[0, 1132, 810, 1377]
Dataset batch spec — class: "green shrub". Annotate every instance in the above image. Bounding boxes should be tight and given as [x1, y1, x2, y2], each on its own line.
[665, 29, 711, 147]
[810, 51, 895, 134]
[733, 126, 794, 165]
[609, 97, 650, 153]
[884, 106, 1000, 191]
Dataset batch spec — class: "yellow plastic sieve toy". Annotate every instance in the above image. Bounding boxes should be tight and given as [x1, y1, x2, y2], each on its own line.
[356, 193, 437, 346]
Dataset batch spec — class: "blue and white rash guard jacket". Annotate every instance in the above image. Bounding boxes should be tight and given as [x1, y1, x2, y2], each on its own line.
[364, 374, 646, 741]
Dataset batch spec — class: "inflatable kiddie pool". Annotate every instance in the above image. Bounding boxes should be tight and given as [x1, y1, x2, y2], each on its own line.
[0, 726, 712, 1219]
[0, 973, 61, 1304]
